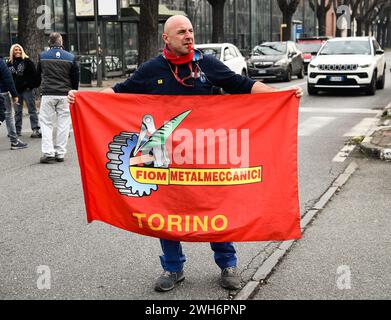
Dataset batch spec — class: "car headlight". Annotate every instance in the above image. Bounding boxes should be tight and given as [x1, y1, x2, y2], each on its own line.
[309, 63, 317, 68]
[359, 64, 371, 68]
[274, 59, 288, 66]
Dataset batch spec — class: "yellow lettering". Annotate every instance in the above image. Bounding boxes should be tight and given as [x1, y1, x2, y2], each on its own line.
[168, 215, 182, 232]
[211, 215, 228, 231]
[193, 216, 208, 232]
[133, 213, 147, 228]
[148, 214, 165, 231]
[185, 215, 190, 232]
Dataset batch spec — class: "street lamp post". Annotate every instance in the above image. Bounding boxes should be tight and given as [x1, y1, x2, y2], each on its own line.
[94, 0, 102, 87]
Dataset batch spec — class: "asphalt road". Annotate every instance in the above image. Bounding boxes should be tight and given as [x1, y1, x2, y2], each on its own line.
[0, 53, 390, 300]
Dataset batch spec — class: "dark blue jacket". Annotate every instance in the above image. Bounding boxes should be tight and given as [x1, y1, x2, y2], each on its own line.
[37, 47, 79, 96]
[113, 53, 255, 95]
[0, 57, 18, 97]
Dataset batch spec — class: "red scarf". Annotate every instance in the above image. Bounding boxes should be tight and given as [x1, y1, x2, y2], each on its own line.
[163, 44, 194, 65]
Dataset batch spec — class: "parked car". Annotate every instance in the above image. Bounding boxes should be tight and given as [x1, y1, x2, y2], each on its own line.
[297, 36, 330, 73]
[307, 36, 386, 95]
[247, 41, 304, 81]
[125, 49, 138, 74]
[195, 43, 248, 75]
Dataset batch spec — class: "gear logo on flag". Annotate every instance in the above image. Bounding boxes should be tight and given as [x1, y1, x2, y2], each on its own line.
[106, 111, 192, 197]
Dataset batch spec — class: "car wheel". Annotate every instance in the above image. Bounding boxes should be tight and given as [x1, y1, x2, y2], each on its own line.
[307, 83, 317, 95]
[298, 65, 305, 79]
[284, 66, 292, 82]
[376, 66, 386, 90]
[366, 71, 377, 96]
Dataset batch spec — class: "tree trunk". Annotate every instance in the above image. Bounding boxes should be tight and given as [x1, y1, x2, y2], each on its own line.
[318, 11, 327, 36]
[381, 24, 387, 47]
[276, 0, 301, 41]
[356, 18, 363, 36]
[17, 0, 45, 65]
[138, 0, 159, 65]
[282, 12, 293, 41]
[207, 0, 226, 43]
[365, 21, 370, 35]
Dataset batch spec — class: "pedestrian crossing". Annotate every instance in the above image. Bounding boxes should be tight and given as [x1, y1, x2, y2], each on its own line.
[298, 116, 377, 138]
[298, 117, 335, 136]
[297, 111, 379, 162]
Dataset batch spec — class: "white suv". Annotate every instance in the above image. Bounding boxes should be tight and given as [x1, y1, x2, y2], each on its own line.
[307, 37, 386, 95]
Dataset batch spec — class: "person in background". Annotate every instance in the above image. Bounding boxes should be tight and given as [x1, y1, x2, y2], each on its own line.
[0, 56, 28, 150]
[7, 44, 41, 138]
[36, 33, 79, 164]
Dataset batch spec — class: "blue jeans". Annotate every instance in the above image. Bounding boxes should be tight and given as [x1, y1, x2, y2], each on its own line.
[159, 239, 237, 273]
[1, 93, 18, 144]
[15, 89, 39, 133]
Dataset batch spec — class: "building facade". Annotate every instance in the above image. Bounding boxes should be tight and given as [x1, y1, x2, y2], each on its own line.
[0, 0, 317, 75]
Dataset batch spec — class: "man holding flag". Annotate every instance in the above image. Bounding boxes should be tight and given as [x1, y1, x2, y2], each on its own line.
[68, 15, 303, 292]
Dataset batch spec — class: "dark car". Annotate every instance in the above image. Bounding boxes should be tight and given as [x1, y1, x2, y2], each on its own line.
[297, 36, 330, 73]
[247, 41, 305, 81]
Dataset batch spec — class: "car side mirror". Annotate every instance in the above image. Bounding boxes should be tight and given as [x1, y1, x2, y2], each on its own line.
[376, 49, 384, 55]
[225, 54, 234, 61]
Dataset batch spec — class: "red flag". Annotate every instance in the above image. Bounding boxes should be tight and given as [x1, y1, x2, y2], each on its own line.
[70, 90, 301, 242]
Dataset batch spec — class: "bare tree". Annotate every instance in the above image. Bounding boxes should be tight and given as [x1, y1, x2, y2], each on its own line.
[138, 0, 159, 65]
[355, 0, 387, 36]
[276, 0, 301, 41]
[17, 0, 45, 64]
[207, 0, 227, 43]
[309, 0, 334, 36]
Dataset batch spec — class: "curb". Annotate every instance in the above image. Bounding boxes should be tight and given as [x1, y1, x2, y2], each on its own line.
[233, 161, 359, 300]
[360, 126, 391, 161]
[359, 103, 391, 161]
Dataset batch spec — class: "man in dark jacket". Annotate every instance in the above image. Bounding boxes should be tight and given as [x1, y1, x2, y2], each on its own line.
[37, 32, 79, 163]
[0, 57, 28, 150]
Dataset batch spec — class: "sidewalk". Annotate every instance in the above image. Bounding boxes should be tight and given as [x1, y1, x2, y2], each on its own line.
[253, 157, 391, 300]
[79, 77, 127, 92]
[360, 103, 391, 161]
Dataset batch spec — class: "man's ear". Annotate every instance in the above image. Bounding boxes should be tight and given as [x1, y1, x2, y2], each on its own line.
[162, 33, 169, 45]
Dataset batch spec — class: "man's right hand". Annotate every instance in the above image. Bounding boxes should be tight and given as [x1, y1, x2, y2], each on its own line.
[67, 90, 78, 104]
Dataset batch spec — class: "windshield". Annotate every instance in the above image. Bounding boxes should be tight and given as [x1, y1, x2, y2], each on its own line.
[319, 40, 371, 55]
[297, 43, 322, 54]
[252, 43, 287, 56]
[197, 47, 221, 60]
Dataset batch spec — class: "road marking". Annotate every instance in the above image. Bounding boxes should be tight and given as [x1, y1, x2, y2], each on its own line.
[277, 81, 307, 88]
[343, 118, 378, 137]
[332, 145, 356, 162]
[299, 107, 379, 114]
[298, 116, 335, 136]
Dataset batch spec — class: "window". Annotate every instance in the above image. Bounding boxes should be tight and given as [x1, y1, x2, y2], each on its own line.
[54, 0, 65, 33]
[228, 46, 237, 58]
[224, 47, 232, 60]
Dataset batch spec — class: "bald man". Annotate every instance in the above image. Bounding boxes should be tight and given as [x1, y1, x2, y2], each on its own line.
[68, 15, 303, 292]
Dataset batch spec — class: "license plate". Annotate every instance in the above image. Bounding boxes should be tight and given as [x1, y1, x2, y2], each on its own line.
[258, 70, 267, 74]
[328, 76, 345, 81]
